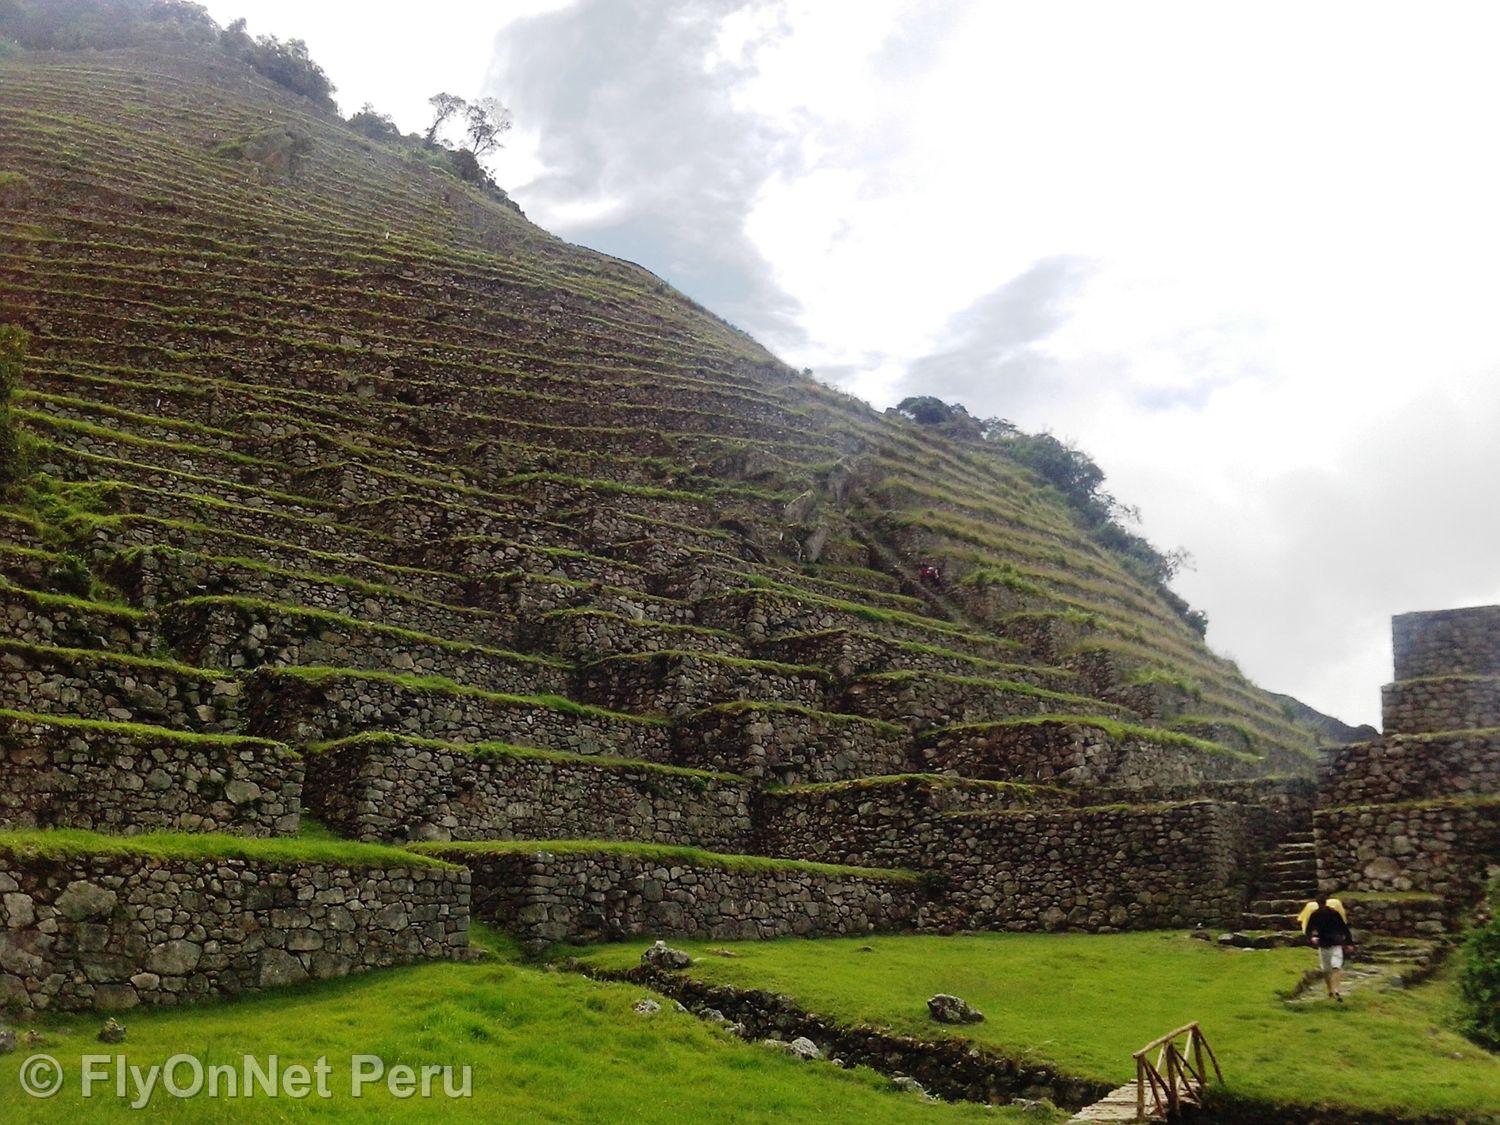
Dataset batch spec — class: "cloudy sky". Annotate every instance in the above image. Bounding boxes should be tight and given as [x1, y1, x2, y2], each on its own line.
[203, 0, 1500, 726]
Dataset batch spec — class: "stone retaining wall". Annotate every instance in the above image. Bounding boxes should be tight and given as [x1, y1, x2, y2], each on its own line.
[0, 713, 300, 836]
[916, 719, 1254, 788]
[304, 734, 751, 849]
[1392, 605, 1500, 681]
[0, 853, 469, 1011]
[159, 597, 567, 697]
[840, 673, 1106, 732]
[757, 776, 1058, 868]
[529, 609, 746, 660]
[1, 585, 154, 656]
[1318, 732, 1500, 807]
[244, 669, 672, 760]
[0, 643, 240, 733]
[579, 653, 825, 716]
[673, 704, 908, 784]
[924, 800, 1245, 931]
[1314, 797, 1500, 901]
[1381, 676, 1500, 736]
[449, 847, 918, 945]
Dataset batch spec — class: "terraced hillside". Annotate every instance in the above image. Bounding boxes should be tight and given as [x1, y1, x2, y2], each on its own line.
[0, 31, 1347, 1003]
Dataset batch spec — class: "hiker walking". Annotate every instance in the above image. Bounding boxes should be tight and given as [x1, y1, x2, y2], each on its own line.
[1299, 894, 1355, 1002]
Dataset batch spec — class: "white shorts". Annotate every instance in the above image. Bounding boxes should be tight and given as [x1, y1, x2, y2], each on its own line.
[1318, 945, 1344, 971]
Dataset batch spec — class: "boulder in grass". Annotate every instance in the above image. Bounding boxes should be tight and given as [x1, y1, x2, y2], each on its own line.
[927, 993, 984, 1024]
[98, 1019, 126, 1044]
[632, 998, 661, 1016]
[788, 1037, 822, 1061]
[641, 940, 693, 971]
[0, 1028, 14, 1055]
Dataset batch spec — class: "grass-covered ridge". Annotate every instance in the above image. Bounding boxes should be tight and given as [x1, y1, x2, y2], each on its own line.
[308, 730, 744, 783]
[411, 839, 921, 882]
[0, 828, 457, 869]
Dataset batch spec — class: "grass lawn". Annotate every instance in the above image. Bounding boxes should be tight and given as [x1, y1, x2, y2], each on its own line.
[0, 932, 1020, 1123]
[577, 931, 1500, 1121]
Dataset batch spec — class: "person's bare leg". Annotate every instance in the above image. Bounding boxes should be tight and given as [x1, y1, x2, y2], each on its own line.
[1330, 968, 1344, 998]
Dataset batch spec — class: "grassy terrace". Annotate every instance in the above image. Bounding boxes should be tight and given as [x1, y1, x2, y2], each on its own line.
[0, 827, 452, 869]
[411, 839, 918, 882]
[577, 932, 1500, 1121]
[309, 731, 744, 783]
[0, 948, 1011, 1123]
[923, 714, 1257, 762]
[0, 707, 287, 750]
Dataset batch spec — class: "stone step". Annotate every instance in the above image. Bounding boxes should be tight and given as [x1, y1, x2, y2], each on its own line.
[0, 828, 468, 1012]
[303, 732, 752, 849]
[411, 839, 919, 947]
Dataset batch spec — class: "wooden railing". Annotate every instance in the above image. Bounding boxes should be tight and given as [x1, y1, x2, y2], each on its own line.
[1133, 1022, 1222, 1120]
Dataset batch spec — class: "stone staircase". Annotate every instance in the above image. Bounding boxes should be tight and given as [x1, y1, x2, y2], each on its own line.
[1239, 830, 1316, 933]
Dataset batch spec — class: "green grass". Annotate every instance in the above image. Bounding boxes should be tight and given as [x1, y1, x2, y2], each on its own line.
[576, 931, 1500, 1120]
[410, 839, 920, 882]
[926, 714, 1257, 762]
[308, 730, 744, 783]
[0, 828, 454, 869]
[0, 956, 1011, 1122]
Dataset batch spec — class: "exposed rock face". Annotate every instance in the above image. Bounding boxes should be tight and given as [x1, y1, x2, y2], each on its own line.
[642, 941, 693, 971]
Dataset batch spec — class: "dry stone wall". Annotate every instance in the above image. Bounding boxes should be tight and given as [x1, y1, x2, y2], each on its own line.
[1381, 676, 1500, 736]
[924, 800, 1246, 932]
[159, 596, 567, 696]
[0, 852, 469, 1012]
[0, 713, 300, 836]
[242, 668, 672, 760]
[916, 719, 1254, 789]
[1314, 797, 1499, 900]
[1319, 731, 1500, 807]
[304, 734, 752, 849]
[673, 703, 908, 784]
[443, 847, 918, 945]
[579, 652, 826, 716]
[1393, 605, 1500, 680]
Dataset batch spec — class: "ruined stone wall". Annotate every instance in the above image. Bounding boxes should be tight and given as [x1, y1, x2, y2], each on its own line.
[454, 848, 917, 945]
[1314, 797, 1500, 901]
[0, 853, 469, 1012]
[673, 704, 907, 784]
[924, 800, 1245, 931]
[304, 735, 752, 850]
[0, 714, 300, 836]
[2, 585, 153, 655]
[1319, 732, 1500, 807]
[1392, 606, 1500, 680]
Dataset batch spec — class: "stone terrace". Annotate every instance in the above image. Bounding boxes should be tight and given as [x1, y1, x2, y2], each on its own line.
[0, 39, 1354, 990]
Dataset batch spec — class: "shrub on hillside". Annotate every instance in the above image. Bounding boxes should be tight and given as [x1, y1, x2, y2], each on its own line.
[219, 18, 335, 111]
[348, 103, 401, 143]
[1459, 880, 1499, 1050]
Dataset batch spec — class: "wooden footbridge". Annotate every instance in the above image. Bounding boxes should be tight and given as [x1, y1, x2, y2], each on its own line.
[1069, 1023, 1223, 1123]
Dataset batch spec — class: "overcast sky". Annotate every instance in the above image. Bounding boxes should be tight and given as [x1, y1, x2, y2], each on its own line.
[203, 0, 1500, 727]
